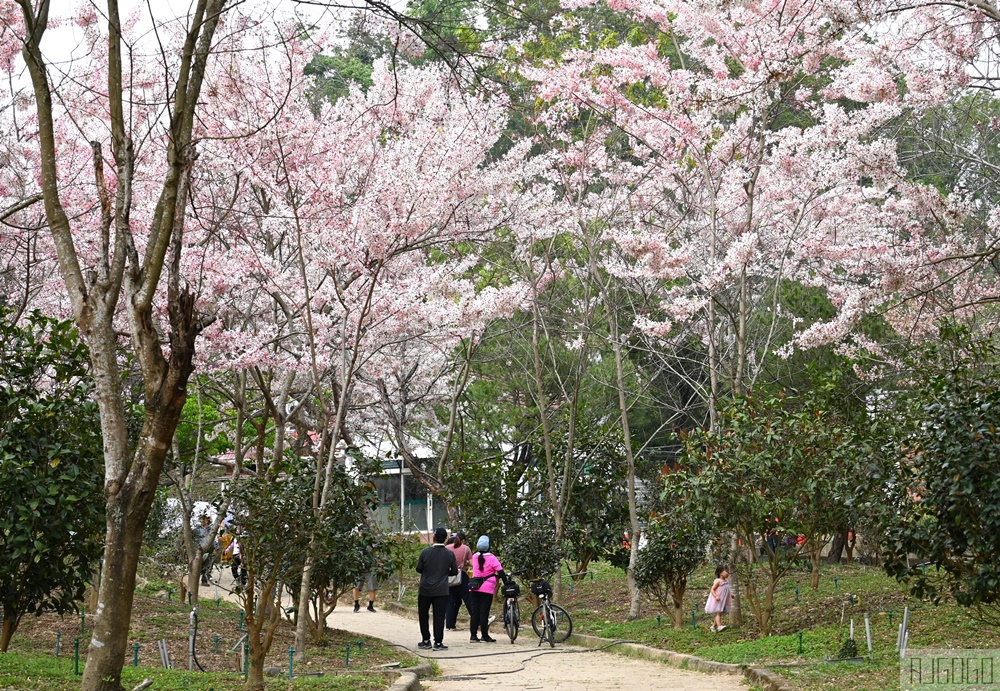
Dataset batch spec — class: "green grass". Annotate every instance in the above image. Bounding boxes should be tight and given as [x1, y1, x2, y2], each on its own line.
[0, 651, 390, 690]
[773, 660, 900, 691]
[134, 577, 177, 598]
[558, 561, 1000, 691]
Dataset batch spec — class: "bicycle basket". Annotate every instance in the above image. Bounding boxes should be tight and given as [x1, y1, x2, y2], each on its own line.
[529, 579, 552, 597]
[502, 581, 521, 598]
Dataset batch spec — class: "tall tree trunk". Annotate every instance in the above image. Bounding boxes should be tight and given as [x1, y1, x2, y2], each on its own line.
[810, 546, 822, 590]
[294, 552, 316, 656]
[294, 392, 350, 659]
[670, 581, 687, 629]
[761, 580, 777, 636]
[827, 528, 847, 565]
[609, 318, 642, 620]
[17, 2, 226, 688]
[243, 574, 270, 691]
[80, 295, 202, 691]
[0, 612, 18, 652]
[245, 649, 266, 691]
[83, 502, 146, 689]
[581, 256, 638, 611]
[706, 207, 721, 430]
[294, 259, 373, 661]
[245, 578, 280, 691]
[189, 551, 204, 605]
[581, 222, 643, 620]
[82, 367, 193, 691]
[530, 292, 561, 573]
[549, 348, 585, 604]
[728, 533, 742, 626]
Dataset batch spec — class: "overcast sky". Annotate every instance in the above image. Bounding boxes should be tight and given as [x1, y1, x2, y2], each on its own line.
[34, 0, 353, 73]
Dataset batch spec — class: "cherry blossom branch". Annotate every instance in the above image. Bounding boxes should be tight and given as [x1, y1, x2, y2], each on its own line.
[0, 193, 42, 222]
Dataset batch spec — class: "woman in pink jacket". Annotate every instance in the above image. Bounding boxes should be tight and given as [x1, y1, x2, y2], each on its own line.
[469, 535, 505, 642]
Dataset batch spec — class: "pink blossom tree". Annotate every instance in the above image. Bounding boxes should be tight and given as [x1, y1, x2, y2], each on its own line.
[7, 3, 239, 688]
[185, 37, 554, 653]
[5, 0, 543, 685]
[520, 0, 998, 618]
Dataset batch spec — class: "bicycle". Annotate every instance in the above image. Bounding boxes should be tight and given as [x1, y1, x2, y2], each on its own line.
[500, 573, 522, 643]
[527, 573, 573, 648]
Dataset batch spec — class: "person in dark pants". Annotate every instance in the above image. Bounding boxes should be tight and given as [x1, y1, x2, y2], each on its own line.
[446, 532, 473, 630]
[416, 527, 458, 650]
[469, 534, 505, 642]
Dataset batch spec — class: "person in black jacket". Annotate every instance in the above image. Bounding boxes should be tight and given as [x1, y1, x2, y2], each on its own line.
[416, 527, 458, 650]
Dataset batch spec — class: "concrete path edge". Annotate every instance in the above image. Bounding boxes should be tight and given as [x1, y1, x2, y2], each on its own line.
[387, 671, 420, 691]
[567, 632, 795, 691]
[387, 663, 434, 691]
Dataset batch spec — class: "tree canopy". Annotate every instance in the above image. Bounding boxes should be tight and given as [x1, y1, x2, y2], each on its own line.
[3, 0, 1000, 683]
[0, 310, 104, 652]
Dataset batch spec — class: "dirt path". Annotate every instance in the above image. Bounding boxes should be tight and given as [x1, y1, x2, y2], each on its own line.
[210, 569, 743, 690]
[325, 606, 746, 691]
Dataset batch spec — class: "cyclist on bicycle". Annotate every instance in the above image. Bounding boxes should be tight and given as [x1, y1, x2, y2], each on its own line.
[468, 535, 507, 642]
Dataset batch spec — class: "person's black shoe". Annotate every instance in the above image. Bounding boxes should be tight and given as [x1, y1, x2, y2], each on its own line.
[433, 642, 448, 650]
[367, 604, 376, 612]
[417, 640, 432, 649]
[481, 635, 497, 643]
[470, 636, 480, 642]
[354, 601, 360, 612]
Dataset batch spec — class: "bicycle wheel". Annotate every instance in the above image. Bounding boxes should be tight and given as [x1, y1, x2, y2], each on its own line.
[532, 602, 573, 643]
[548, 603, 573, 643]
[530, 602, 555, 647]
[505, 599, 519, 643]
[530, 603, 545, 639]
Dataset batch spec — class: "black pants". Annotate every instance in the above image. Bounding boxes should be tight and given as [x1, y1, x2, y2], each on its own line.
[446, 572, 472, 628]
[469, 591, 494, 639]
[418, 594, 449, 644]
[231, 554, 247, 585]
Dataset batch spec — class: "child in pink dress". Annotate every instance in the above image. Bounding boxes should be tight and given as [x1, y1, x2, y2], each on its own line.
[704, 565, 730, 632]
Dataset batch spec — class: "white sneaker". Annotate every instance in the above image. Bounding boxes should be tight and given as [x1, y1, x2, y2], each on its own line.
[710, 625, 717, 633]
[487, 615, 496, 626]
[717, 625, 727, 632]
